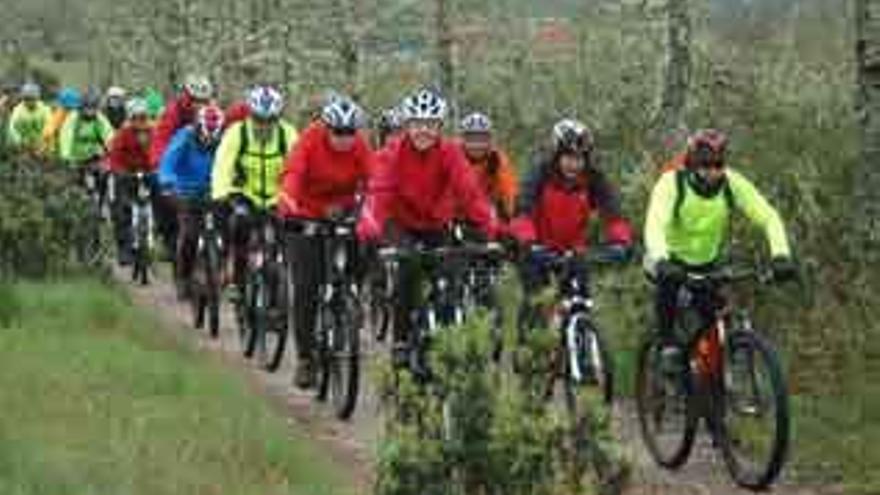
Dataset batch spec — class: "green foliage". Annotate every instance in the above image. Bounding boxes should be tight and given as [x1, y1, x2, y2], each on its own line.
[0, 156, 93, 279]
[375, 313, 630, 495]
[0, 280, 353, 494]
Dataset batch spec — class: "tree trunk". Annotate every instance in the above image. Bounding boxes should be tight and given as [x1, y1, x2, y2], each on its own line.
[435, 0, 456, 101]
[855, 0, 880, 254]
[658, 0, 692, 131]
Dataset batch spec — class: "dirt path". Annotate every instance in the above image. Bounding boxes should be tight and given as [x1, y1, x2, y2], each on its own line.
[116, 267, 839, 495]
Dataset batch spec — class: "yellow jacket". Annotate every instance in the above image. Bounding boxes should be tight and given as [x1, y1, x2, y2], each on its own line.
[211, 118, 298, 209]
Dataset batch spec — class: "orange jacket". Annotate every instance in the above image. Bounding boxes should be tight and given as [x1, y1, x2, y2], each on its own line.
[461, 144, 518, 220]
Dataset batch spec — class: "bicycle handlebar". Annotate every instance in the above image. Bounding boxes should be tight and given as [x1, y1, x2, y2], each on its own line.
[527, 244, 632, 266]
[683, 265, 774, 287]
[377, 242, 505, 262]
[283, 216, 357, 238]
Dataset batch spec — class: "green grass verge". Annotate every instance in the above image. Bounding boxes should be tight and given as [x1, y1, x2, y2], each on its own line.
[0, 279, 355, 495]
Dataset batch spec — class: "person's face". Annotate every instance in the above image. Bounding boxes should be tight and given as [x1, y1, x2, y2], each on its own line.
[191, 97, 210, 114]
[406, 119, 442, 152]
[691, 147, 726, 185]
[23, 97, 37, 109]
[81, 106, 98, 119]
[130, 114, 150, 131]
[462, 132, 492, 160]
[252, 116, 277, 140]
[328, 128, 356, 152]
[558, 152, 584, 180]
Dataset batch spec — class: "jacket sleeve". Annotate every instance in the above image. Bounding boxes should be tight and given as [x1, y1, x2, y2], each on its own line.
[448, 145, 496, 236]
[6, 104, 24, 145]
[58, 114, 76, 162]
[158, 129, 188, 190]
[644, 172, 677, 266]
[727, 169, 792, 258]
[358, 142, 396, 237]
[149, 103, 180, 166]
[587, 166, 633, 245]
[210, 122, 243, 201]
[99, 115, 115, 151]
[495, 150, 519, 220]
[278, 130, 311, 217]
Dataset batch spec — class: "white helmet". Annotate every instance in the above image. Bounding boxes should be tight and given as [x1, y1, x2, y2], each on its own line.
[401, 88, 447, 122]
[183, 74, 214, 100]
[247, 85, 284, 119]
[20, 82, 40, 99]
[106, 86, 127, 99]
[321, 94, 364, 131]
[125, 97, 149, 118]
[460, 112, 492, 134]
[552, 118, 593, 154]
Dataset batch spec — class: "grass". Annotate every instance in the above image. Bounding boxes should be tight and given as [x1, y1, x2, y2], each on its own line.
[0, 278, 355, 495]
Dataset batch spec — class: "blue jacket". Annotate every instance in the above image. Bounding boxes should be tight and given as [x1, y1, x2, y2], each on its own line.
[158, 126, 216, 199]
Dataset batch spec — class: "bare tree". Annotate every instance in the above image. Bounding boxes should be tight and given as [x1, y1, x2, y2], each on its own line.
[855, 0, 880, 254]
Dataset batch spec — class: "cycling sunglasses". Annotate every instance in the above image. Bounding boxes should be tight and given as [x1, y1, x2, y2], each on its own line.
[330, 127, 357, 137]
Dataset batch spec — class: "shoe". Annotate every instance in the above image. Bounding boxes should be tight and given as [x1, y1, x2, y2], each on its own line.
[118, 250, 133, 267]
[294, 359, 316, 389]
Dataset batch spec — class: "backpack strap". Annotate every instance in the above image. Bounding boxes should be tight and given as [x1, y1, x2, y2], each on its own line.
[233, 122, 249, 188]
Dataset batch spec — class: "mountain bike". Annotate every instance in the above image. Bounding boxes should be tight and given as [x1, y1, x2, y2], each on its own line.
[635, 264, 790, 491]
[75, 159, 111, 269]
[287, 216, 362, 420]
[518, 245, 626, 411]
[128, 172, 155, 285]
[238, 209, 288, 371]
[192, 203, 224, 339]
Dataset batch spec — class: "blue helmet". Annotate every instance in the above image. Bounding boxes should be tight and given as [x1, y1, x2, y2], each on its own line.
[56, 87, 82, 110]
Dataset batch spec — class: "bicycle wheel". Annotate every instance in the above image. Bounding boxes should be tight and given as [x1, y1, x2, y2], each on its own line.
[261, 264, 288, 372]
[563, 316, 614, 409]
[326, 295, 361, 420]
[205, 242, 222, 339]
[242, 273, 267, 359]
[716, 329, 790, 490]
[635, 332, 698, 469]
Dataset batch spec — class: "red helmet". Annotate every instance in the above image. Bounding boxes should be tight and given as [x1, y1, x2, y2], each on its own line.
[197, 105, 225, 142]
[686, 129, 728, 168]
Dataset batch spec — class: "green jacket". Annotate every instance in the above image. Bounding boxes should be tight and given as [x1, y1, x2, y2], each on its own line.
[7, 101, 51, 149]
[644, 168, 791, 268]
[211, 119, 298, 209]
[59, 112, 114, 164]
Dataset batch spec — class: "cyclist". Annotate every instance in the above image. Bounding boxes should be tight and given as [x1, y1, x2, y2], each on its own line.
[278, 94, 375, 388]
[643, 129, 797, 344]
[7, 82, 51, 155]
[42, 86, 81, 158]
[159, 105, 225, 299]
[59, 88, 114, 168]
[104, 86, 128, 129]
[356, 88, 500, 361]
[107, 97, 156, 266]
[211, 84, 298, 295]
[458, 111, 518, 221]
[510, 118, 633, 333]
[150, 76, 213, 260]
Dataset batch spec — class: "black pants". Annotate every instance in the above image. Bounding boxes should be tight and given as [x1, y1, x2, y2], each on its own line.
[227, 199, 255, 287]
[653, 264, 722, 343]
[288, 234, 323, 361]
[392, 231, 448, 346]
[175, 199, 206, 283]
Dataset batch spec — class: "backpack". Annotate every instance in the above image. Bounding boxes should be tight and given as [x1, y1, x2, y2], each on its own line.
[232, 121, 289, 187]
[662, 154, 735, 222]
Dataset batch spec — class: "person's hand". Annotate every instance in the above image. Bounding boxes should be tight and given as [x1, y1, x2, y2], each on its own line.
[656, 259, 686, 282]
[356, 217, 381, 244]
[771, 256, 798, 283]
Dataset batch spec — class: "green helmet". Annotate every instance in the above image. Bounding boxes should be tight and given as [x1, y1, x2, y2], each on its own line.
[144, 88, 165, 119]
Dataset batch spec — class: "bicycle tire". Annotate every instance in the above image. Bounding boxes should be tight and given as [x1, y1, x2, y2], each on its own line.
[261, 270, 289, 372]
[717, 329, 790, 490]
[243, 273, 267, 359]
[635, 332, 698, 469]
[563, 318, 614, 407]
[329, 295, 361, 420]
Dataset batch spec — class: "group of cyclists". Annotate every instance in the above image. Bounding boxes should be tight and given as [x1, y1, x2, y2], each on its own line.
[4, 74, 798, 396]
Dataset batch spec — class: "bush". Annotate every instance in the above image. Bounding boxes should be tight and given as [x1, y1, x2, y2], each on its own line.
[375, 312, 630, 495]
[0, 155, 92, 279]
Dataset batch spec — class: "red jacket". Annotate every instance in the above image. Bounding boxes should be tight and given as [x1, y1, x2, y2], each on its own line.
[107, 125, 155, 173]
[149, 93, 197, 166]
[278, 122, 375, 219]
[359, 135, 497, 238]
[512, 162, 632, 251]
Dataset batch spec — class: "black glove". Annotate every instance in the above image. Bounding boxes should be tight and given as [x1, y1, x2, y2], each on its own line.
[656, 259, 686, 283]
[771, 256, 797, 283]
